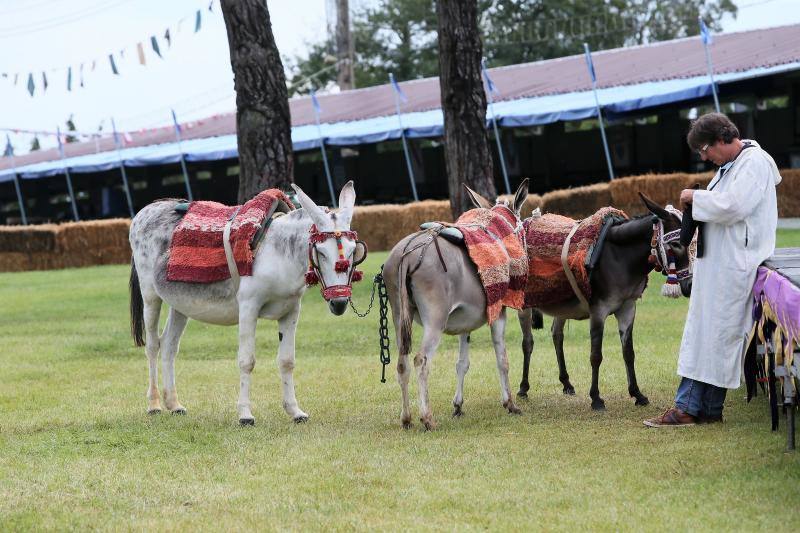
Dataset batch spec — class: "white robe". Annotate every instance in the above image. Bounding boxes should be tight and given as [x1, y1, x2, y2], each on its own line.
[677, 140, 782, 389]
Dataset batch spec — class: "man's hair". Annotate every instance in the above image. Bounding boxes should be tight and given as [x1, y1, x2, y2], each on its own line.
[686, 112, 740, 150]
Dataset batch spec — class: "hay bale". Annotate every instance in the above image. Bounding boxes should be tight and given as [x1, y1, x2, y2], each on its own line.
[352, 200, 452, 251]
[778, 169, 800, 218]
[0, 252, 31, 272]
[540, 183, 612, 218]
[0, 224, 59, 253]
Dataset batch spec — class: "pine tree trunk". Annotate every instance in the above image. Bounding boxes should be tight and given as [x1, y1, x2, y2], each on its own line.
[221, 0, 293, 202]
[436, 0, 496, 219]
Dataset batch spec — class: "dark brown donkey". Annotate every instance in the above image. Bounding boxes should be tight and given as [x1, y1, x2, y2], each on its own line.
[517, 194, 692, 410]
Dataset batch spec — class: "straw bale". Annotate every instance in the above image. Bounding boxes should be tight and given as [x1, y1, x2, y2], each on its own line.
[777, 169, 800, 218]
[540, 183, 612, 218]
[0, 252, 31, 272]
[56, 218, 131, 254]
[0, 224, 59, 253]
[352, 200, 452, 251]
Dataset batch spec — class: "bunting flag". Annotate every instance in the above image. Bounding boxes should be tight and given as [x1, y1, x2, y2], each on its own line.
[583, 43, 597, 84]
[389, 73, 407, 103]
[310, 89, 322, 114]
[171, 109, 181, 135]
[3, 135, 13, 158]
[699, 18, 713, 45]
[151, 36, 162, 58]
[56, 127, 65, 158]
[1, 4, 217, 97]
[481, 60, 499, 95]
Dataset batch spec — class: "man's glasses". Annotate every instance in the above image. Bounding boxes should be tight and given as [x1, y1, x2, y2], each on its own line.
[698, 143, 710, 155]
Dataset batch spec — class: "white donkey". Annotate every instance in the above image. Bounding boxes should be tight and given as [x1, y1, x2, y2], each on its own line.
[128, 181, 365, 425]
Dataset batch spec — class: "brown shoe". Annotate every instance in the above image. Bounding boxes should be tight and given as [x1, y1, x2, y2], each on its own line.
[643, 407, 697, 428]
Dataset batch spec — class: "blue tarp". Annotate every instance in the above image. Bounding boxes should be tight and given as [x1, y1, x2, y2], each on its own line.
[2, 61, 798, 183]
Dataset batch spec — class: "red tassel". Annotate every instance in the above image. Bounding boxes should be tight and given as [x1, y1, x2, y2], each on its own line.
[335, 259, 350, 273]
[305, 270, 319, 286]
[352, 270, 363, 282]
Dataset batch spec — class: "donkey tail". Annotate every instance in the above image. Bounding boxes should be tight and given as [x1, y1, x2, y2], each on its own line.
[395, 257, 414, 356]
[129, 257, 146, 347]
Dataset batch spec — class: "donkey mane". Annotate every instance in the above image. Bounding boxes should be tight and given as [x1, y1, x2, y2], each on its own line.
[266, 208, 313, 264]
[605, 215, 654, 244]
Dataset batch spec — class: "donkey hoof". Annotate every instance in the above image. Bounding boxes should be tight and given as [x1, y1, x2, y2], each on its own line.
[401, 418, 413, 430]
[239, 417, 255, 426]
[504, 401, 522, 415]
[591, 399, 606, 411]
[171, 407, 187, 415]
[563, 386, 576, 396]
[293, 415, 309, 424]
[420, 417, 437, 431]
[635, 395, 650, 406]
[452, 404, 464, 417]
[517, 390, 528, 399]
[147, 408, 162, 415]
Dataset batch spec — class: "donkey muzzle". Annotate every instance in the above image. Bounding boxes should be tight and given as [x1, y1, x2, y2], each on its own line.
[328, 296, 349, 315]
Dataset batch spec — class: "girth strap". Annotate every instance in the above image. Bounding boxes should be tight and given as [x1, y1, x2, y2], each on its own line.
[222, 206, 242, 292]
[561, 221, 590, 313]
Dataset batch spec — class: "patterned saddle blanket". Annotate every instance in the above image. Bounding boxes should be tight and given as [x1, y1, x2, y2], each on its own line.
[523, 207, 627, 308]
[444, 204, 528, 324]
[166, 189, 295, 283]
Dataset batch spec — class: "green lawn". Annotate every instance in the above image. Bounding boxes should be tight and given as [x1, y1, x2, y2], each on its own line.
[1, 231, 799, 530]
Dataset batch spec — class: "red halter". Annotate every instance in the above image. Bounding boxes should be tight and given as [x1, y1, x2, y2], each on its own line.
[305, 224, 366, 301]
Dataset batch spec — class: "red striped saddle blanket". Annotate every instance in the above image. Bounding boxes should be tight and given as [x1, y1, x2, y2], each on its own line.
[523, 207, 627, 308]
[447, 205, 527, 324]
[166, 189, 295, 283]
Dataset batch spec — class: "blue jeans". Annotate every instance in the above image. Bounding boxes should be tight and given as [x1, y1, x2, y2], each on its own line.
[674, 377, 727, 418]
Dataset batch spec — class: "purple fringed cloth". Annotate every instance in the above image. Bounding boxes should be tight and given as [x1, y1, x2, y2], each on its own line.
[751, 266, 800, 366]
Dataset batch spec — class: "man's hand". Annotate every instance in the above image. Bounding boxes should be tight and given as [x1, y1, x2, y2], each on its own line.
[680, 188, 695, 207]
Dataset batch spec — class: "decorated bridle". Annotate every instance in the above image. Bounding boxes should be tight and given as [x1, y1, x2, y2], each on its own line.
[648, 205, 693, 298]
[304, 224, 367, 301]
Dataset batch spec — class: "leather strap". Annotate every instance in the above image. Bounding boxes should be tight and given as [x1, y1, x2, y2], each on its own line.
[223, 206, 242, 292]
[561, 221, 590, 313]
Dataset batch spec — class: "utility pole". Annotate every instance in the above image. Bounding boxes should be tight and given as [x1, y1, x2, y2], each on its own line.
[335, 0, 354, 90]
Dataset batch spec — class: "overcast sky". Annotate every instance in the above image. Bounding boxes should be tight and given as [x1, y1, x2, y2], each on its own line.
[1, 0, 798, 154]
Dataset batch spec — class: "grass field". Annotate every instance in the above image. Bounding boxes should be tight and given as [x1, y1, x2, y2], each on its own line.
[1, 231, 799, 530]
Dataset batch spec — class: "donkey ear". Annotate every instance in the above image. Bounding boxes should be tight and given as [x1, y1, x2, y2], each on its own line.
[513, 178, 530, 215]
[464, 184, 493, 209]
[638, 192, 669, 220]
[337, 180, 356, 228]
[291, 183, 330, 229]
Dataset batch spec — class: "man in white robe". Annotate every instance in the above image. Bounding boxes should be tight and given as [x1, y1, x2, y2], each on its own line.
[645, 112, 782, 427]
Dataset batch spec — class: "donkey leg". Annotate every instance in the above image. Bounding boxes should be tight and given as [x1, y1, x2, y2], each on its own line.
[236, 303, 260, 425]
[397, 348, 412, 429]
[143, 293, 163, 414]
[491, 308, 521, 414]
[277, 302, 308, 423]
[552, 317, 575, 395]
[416, 325, 443, 430]
[588, 313, 607, 410]
[615, 301, 649, 406]
[517, 309, 533, 398]
[160, 308, 189, 414]
[452, 334, 470, 417]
